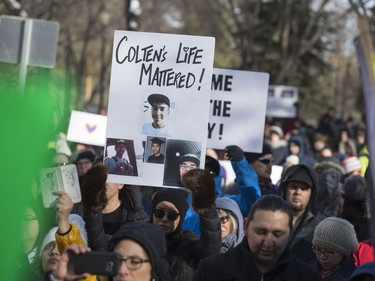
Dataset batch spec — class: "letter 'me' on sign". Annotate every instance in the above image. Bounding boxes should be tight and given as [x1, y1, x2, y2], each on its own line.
[208, 68, 269, 153]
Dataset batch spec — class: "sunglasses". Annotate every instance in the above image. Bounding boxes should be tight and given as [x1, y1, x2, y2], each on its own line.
[219, 215, 229, 224]
[153, 208, 180, 221]
[257, 157, 273, 165]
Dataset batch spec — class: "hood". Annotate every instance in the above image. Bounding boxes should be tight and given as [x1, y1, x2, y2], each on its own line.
[109, 222, 170, 281]
[280, 164, 318, 210]
[215, 197, 244, 246]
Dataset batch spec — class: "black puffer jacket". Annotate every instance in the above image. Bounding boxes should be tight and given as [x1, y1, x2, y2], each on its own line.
[73, 186, 149, 251]
[194, 238, 322, 281]
[166, 206, 221, 281]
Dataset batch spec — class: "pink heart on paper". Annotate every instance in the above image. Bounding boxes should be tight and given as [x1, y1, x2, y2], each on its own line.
[86, 123, 97, 133]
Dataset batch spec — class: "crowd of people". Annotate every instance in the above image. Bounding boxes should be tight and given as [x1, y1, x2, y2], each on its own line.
[18, 107, 375, 281]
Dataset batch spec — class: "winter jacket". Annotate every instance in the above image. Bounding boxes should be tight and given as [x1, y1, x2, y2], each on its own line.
[279, 164, 326, 265]
[54, 223, 97, 281]
[354, 239, 375, 266]
[73, 187, 149, 251]
[313, 256, 356, 281]
[194, 238, 322, 281]
[313, 168, 342, 217]
[168, 206, 221, 281]
[226, 157, 262, 217]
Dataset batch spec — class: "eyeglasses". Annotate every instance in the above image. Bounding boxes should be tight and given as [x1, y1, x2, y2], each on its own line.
[77, 160, 92, 167]
[24, 215, 38, 221]
[219, 215, 229, 224]
[153, 208, 180, 221]
[312, 246, 337, 258]
[257, 157, 273, 165]
[118, 256, 150, 271]
[180, 163, 197, 170]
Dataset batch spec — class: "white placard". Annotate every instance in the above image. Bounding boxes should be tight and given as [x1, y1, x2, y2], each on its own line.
[105, 30, 215, 187]
[39, 164, 81, 208]
[266, 85, 298, 118]
[207, 68, 269, 153]
[66, 110, 107, 146]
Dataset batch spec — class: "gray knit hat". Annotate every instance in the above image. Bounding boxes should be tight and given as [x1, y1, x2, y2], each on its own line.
[313, 217, 358, 256]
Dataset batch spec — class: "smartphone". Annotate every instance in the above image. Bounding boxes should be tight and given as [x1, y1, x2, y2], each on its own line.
[72, 251, 119, 276]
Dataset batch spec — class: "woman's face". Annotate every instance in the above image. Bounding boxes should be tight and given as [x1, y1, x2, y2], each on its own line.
[21, 206, 40, 253]
[152, 201, 181, 234]
[314, 246, 345, 270]
[217, 209, 233, 238]
[113, 239, 152, 281]
[41, 241, 60, 273]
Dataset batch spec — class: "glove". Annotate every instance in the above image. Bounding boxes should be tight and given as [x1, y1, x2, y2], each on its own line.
[81, 164, 108, 215]
[181, 169, 216, 215]
[224, 145, 244, 162]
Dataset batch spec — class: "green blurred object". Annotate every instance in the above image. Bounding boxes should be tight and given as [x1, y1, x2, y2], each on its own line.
[0, 70, 57, 280]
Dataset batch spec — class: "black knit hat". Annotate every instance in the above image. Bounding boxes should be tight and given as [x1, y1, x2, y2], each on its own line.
[109, 222, 170, 281]
[244, 142, 272, 164]
[152, 188, 189, 223]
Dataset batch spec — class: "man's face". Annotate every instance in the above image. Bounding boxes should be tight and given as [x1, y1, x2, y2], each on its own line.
[76, 158, 93, 176]
[179, 160, 198, 178]
[115, 143, 126, 156]
[151, 143, 161, 155]
[285, 181, 312, 212]
[289, 143, 300, 155]
[245, 210, 291, 269]
[151, 102, 169, 128]
[251, 153, 273, 181]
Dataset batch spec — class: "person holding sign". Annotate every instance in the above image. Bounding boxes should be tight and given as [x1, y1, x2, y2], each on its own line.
[104, 139, 134, 176]
[147, 137, 165, 164]
[142, 93, 173, 137]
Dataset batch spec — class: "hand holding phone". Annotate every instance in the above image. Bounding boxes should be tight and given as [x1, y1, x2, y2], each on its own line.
[72, 251, 119, 276]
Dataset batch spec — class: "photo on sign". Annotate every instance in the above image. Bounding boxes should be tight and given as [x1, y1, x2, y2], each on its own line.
[163, 139, 201, 187]
[104, 138, 138, 177]
[141, 92, 175, 137]
[144, 136, 166, 164]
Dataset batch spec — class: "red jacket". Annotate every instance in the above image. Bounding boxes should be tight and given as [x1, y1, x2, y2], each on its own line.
[353, 239, 374, 266]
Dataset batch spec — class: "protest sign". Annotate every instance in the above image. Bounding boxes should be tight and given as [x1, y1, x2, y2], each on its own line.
[105, 30, 215, 187]
[355, 17, 375, 245]
[66, 110, 107, 146]
[266, 85, 298, 118]
[208, 68, 269, 153]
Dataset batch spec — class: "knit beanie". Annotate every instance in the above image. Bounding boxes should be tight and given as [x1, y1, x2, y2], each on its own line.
[313, 217, 358, 256]
[342, 156, 362, 174]
[244, 142, 272, 164]
[109, 222, 170, 281]
[152, 188, 189, 223]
